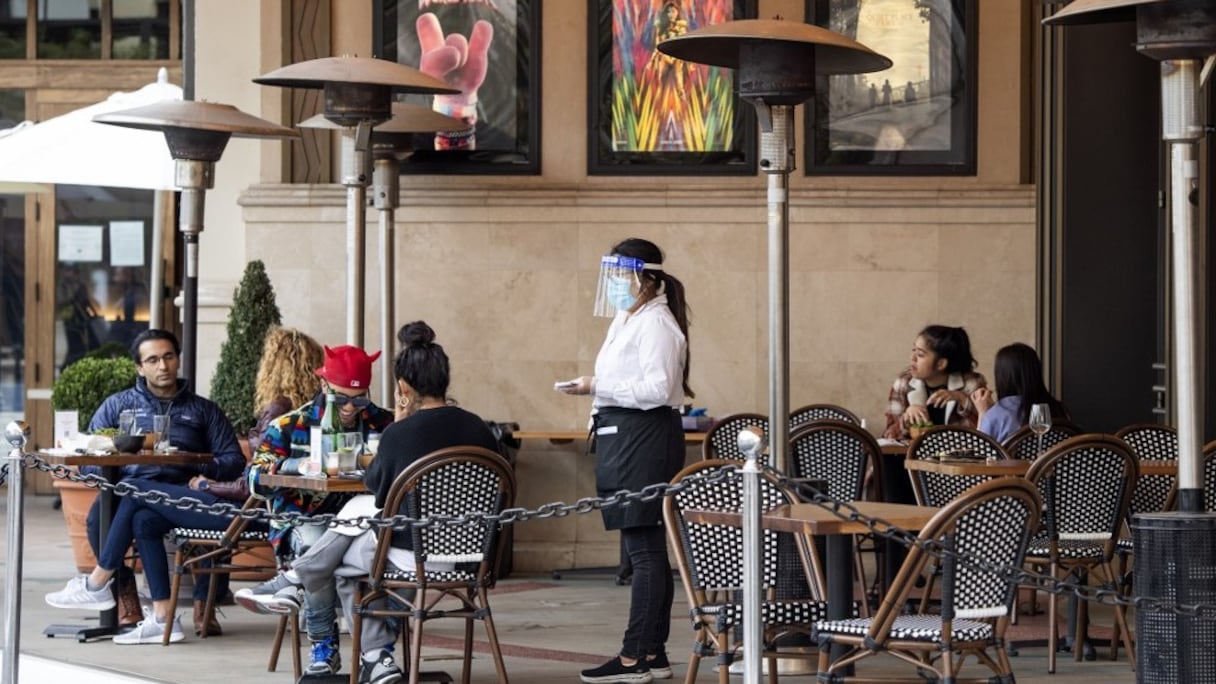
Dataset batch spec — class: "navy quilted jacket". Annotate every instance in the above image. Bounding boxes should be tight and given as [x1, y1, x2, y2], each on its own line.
[85, 377, 245, 484]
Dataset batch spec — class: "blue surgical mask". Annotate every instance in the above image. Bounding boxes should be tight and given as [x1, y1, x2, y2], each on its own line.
[606, 276, 638, 311]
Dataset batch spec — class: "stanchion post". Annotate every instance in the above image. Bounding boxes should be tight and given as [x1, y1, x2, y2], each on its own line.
[738, 426, 766, 684]
[3, 421, 29, 684]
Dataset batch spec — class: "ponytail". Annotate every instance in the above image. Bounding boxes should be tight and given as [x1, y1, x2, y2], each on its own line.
[659, 271, 695, 399]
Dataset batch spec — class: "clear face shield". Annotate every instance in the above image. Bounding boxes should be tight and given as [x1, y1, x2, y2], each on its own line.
[592, 254, 659, 317]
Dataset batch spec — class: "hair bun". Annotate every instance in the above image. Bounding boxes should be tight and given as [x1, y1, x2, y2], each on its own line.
[398, 321, 435, 348]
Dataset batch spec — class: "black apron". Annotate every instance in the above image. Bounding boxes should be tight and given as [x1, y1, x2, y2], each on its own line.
[592, 405, 684, 530]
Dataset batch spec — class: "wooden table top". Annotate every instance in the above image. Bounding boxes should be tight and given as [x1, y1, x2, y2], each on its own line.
[512, 430, 707, 445]
[38, 450, 213, 467]
[259, 472, 369, 492]
[686, 501, 938, 536]
[1138, 460, 1178, 476]
[904, 458, 1029, 476]
[880, 443, 909, 456]
[903, 457, 1177, 477]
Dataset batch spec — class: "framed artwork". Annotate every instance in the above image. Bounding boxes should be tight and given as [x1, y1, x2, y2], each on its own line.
[373, 0, 540, 174]
[805, 0, 977, 175]
[587, 0, 758, 175]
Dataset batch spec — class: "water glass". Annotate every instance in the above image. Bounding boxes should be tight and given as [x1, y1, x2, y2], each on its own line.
[152, 414, 171, 453]
[336, 432, 363, 473]
[118, 409, 137, 435]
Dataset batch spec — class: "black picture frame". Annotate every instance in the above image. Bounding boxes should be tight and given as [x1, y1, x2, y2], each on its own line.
[373, 0, 540, 175]
[805, 0, 977, 175]
[587, 0, 757, 176]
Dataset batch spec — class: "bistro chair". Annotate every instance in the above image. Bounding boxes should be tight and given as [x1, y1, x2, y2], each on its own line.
[164, 496, 278, 642]
[1111, 426, 1177, 578]
[1203, 440, 1216, 509]
[664, 459, 833, 684]
[701, 413, 769, 462]
[1002, 420, 1082, 461]
[907, 426, 1008, 508]
[349, 446, 515, 684]
[813, 478, 1041, 684]
[1024, 434, 1138, 673]
[789, 403, 860, 431]
[788, 420, 882, 610]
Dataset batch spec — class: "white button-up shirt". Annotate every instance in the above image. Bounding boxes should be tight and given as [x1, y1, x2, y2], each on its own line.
[592, 293, 687, 411]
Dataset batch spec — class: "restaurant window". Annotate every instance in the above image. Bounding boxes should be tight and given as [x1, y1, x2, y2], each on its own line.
[0, 0, 27, 59]
[0, 88, 23, 128]
[53, 185, 153, 372]
[112, 0, 171, 59]
[37, 0, 102, 59]
[34, 0, 176, 60]
[0, 193, 24, 426]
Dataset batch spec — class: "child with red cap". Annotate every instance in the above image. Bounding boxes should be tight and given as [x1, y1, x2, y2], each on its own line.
[242, 344, 395, 677]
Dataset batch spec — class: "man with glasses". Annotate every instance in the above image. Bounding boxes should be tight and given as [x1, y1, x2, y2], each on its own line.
[81, 328, 246, 633]
[241, 344, 394, 677]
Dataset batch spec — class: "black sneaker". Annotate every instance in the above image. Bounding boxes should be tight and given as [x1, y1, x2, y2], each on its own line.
[580, 656, 653, 684]
[645, 652, 672, 679]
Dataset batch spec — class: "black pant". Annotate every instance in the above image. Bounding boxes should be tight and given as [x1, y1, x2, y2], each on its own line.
[619, 524, 673, 659]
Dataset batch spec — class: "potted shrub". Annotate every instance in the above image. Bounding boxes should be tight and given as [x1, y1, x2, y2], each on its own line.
[209, 259, 282, 452]
[50, 352, 139, 571]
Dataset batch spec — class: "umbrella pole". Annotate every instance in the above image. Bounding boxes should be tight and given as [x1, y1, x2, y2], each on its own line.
[175, 159, 213, 386]
[373, 156, 400, 406]
[340, 124, 372, 348]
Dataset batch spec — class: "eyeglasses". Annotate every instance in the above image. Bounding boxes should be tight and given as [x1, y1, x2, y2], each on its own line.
[140, 352, 178, 367]
[331, 393, 371, 410]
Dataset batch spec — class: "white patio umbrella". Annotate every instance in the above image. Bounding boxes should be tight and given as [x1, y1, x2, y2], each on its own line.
[0, 68, 181, 327]
[0, 68, 179, 189]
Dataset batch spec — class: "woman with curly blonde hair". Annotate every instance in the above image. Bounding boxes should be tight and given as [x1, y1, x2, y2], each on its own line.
[250, 327, 325, 449]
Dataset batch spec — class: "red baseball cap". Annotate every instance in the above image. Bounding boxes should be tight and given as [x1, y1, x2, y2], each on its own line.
[315, 345, 381, 389]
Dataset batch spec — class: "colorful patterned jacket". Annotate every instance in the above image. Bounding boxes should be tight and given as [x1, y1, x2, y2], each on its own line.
[247, 399, 394, 550]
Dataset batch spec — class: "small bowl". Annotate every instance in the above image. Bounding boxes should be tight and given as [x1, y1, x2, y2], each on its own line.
[111, 434, 144, 454]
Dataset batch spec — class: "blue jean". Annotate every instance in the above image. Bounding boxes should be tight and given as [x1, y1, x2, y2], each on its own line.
[619, 524, 673, 659]
[87, 479, 235, 601]
[289, 522, 340, 640]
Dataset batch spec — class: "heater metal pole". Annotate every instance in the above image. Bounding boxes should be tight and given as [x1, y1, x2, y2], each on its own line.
[3, 421, 29, 684]
[1161, 58, 1204, 510]
[340, 124, 372, 348]
[175, 159, 212, 386]
[372, 156, 400, 406]
[758, 102, 795, 475]
[149, 191, 166, 329]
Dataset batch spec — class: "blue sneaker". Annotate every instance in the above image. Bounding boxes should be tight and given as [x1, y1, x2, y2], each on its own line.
[306, 635, 341, 676]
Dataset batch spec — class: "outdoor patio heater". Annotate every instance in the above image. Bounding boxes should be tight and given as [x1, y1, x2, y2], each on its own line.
[299, 103, 468, 405]
[255, 57, 456, 349]
[93, 102, 299, 385]
[1045, 2, 1216, 682]
[658, 20, 889, 683]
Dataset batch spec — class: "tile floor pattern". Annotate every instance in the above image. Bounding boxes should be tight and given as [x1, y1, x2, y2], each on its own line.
[1, 495, 1139, 683]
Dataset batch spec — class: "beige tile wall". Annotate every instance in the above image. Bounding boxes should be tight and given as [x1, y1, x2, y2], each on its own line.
[242, 182, 1033, 570]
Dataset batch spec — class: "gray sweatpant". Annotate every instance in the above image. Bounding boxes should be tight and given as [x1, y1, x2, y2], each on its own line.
[292, 529, 398, 653]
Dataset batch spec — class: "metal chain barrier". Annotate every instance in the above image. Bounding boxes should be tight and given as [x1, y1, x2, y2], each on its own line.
[14, 452, 1216, 621]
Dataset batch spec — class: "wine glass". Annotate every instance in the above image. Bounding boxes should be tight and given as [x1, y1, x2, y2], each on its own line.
[1029, 403, 1052, 458]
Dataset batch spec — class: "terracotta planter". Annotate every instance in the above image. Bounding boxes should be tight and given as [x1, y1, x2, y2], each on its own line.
[53, 477, 99, 573]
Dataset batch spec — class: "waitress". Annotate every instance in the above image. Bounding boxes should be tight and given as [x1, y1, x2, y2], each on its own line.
[557, 237, 693, 684]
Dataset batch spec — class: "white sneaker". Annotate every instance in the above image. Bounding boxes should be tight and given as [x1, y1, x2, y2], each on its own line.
[46, 576, 115, 611]
[113, 615, 185, 645]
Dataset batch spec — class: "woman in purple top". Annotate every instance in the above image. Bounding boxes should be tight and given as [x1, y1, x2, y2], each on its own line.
[972, 342, 1069, 443]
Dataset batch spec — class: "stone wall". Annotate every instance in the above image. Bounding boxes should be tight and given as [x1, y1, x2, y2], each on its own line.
[242, 181, 1034, 570]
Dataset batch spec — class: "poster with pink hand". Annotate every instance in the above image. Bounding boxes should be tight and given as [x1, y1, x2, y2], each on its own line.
[381, 0, 538, 174]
